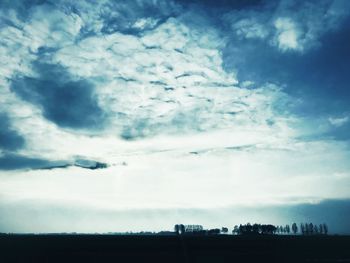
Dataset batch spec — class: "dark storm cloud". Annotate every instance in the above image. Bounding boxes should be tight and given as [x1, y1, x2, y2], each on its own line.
[0, 154, 108, 171]
[11, 62, 105, 130]
[0, 154, 58, 171]
[0, 113, 25, 151]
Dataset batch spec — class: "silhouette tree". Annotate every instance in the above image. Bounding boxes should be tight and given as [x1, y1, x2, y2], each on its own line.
[239, 224, 244, 235]
[208, 228, 220, 235]
[292, 223, 298, 234]
[304, 223, 310, 235]
[221, 227, 228, 234]
[319, 224, 324, 234]
[266, 224, 277, 234]
[233, 225, 239, 235]
[323, 223, 328, 235]
[246, 223, 252, 233]
[280, 225, 285, 234]
[314, 224, 319, 234]
[285, 225, 290, 234]
[174, 224, 186, 235]
[174, 224, 180, 234]
[180, 224, 185, 234]
[300, 223, 305, 235]
[252, 224, 259, 234]
[309, 223, 314, 235]
[234, 223, 277, 235]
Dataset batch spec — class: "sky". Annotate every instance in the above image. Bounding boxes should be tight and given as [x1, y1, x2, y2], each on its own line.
[0, 0, 350, 234]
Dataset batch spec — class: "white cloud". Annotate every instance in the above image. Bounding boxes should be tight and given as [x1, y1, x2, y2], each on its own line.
[53, 17, 272, 140]
[0, 5, 293, 160]
[132, 18, 159, 30]
[329, 116, 349, 127]
[232, 18, 270, 39]
[224, 0, 350, 53]
[274, 17, 301, 51]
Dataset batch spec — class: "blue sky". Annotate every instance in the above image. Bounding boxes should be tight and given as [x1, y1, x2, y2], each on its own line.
[0, 0, 350, 233]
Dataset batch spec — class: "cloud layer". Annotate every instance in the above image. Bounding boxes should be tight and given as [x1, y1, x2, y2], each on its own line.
[0, 113, 25, 151]
[11, 61, 105, 129]
[224, 0, 350, 52]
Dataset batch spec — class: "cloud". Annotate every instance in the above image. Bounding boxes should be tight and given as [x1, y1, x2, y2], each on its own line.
[232, 18, 269, 39]
[328, 116, 349, 127]
[174, 0, 262, 10]
[224, 0, 350, 52]
[274, 17, 301, 51]
[1, 136, 349, 209]
[0, 154, 58, 171]
[35, 0, 183, 38]
[220, 2, 350, 142]
[0, 154, 108, 171]
[0, 113, 25, 151]
[52, 15, 292, 140]
[1, 0, 291, 142]
[132, 18, 159, 30]
[99, 0, 182, 35]
[10, 61, 105, 130]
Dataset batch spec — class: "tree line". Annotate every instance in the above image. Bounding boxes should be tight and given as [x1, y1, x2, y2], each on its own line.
[232, 223, 328, 235]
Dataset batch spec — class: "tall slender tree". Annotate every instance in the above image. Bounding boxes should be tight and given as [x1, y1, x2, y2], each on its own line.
[319, 224, 324, 234]
[285, 224, 290, 234]
[323, 223, 328, 235]
[292, 223, 298, 234]
[304, 223, 310, 235]
[233, 225, 239, 235]
[280, 225, 284, 234]
[239, 224, 244, 234]
[246, 223, 252, 233]
[300, 223, 305, 235]
[309, 223, 314, 235]
[174, 224, 180, 234]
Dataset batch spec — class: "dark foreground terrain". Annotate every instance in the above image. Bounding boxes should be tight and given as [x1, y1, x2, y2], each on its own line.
[0, 234, 349, 263]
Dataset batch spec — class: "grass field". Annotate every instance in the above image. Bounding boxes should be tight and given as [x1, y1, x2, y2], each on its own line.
[0, 234, 349, 263]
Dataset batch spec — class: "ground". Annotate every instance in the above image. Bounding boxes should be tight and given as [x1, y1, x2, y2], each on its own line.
[0, 234, 349, 263]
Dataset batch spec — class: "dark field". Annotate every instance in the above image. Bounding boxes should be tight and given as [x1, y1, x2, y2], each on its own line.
[0, 234, 349, 263]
